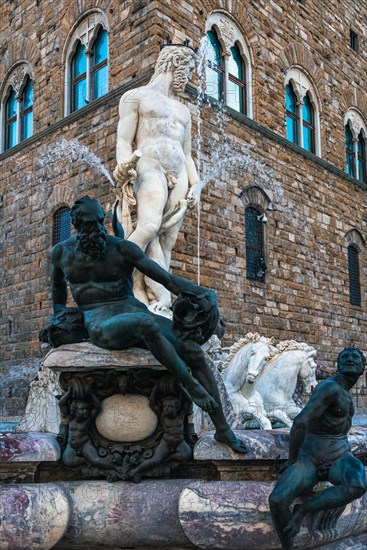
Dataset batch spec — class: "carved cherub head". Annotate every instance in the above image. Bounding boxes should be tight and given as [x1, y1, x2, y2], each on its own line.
[162, 396, 182, 419]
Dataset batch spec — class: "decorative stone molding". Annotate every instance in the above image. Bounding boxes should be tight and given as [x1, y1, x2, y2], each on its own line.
[239, 185, 272, 211]
[345, 229, 366, 252]
[63, 9, 109, 116]
[280, 41, 323, 88]
[62, 9, 109, 63]
[0, 61, 34, 153]
[344, 108, 367, 139]
[205, 11, 253, 118]
[284, 66, 322, 157]
[0, 61, 33, 100]
[340, 87, 367, 122]
[47, 184, 74, 215]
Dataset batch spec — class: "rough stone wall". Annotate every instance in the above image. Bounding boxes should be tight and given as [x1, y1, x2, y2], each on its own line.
[1, 0, 366, 413]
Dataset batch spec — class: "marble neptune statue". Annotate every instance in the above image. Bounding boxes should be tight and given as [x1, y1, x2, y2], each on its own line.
[113, 44, 199, 315]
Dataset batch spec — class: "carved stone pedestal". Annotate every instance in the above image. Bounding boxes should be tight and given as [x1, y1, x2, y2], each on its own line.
[37, 342, 193, 482]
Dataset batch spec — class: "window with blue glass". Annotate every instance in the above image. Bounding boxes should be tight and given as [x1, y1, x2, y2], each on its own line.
[71, 41, 87, 112]
[302, 93, 315, 153]
[345, 125, 356, 177]
[348, 245, 361, 307]
[4, 77, 34, 151]
[227, 44, 246, 114]
[92, 28, 108, 100]
[5, 88, 17, 150]
[357, 132, 366, 183]
[286, 84, 299, 144]
[206, 30, 224, 102]
[20, 78, 33, 141]
[245, 207, 266, 282]
[52, 207, 71, 246]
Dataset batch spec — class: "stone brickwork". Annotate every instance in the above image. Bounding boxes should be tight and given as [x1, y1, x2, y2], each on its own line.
[1, 0, 366, 414]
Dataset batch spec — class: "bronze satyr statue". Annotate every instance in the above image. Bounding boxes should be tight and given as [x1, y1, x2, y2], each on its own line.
[269, 347, 367, 550]
[50, 195, 247, 454]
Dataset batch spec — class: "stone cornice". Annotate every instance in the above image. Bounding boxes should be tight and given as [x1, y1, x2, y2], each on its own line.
[1, 74, 367, 193]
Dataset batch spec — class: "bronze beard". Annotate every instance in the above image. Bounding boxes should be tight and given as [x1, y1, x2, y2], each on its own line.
[77, 225, 107, 260]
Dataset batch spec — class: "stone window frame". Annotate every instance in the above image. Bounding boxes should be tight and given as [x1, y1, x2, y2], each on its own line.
[284, 67, 322, 157]
[344, 109, 367, 182]
[63, 9, 110, 116]
[0, 62, 34, 153]
[205, 12, 253, 119]
[344, 229, 365, 308]
[240, 186, 272, 283]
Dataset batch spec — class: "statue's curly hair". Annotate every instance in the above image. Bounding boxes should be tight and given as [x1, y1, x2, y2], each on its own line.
[337, 347, 366, 368]
[71, 196, 104, 229]
[151, 46, 197, 79]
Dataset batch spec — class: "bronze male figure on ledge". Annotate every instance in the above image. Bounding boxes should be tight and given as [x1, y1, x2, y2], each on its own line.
[269, 347, 367, 550]
[50, 195, 247, 454]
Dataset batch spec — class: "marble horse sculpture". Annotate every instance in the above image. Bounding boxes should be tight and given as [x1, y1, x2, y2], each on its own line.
[113, 41, 199, 314]
[49, 195, 247, 455]
[269, 347, 367, 550]
[250, 341, 317, 428]
[221, 333, 275, 430]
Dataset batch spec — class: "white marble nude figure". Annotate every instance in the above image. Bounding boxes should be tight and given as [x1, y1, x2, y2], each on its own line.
[113, 45, 199, 315]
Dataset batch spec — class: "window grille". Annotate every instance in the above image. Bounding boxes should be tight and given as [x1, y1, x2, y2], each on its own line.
[348, 245, 361, 307]
[53, 207, 71, 246]
[245, 208, 266, 282]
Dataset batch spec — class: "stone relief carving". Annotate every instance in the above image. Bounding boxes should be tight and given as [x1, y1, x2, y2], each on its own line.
[345, 110, 366, 138]
[57, 369, 194, 482]
[218, 17, 235, 54]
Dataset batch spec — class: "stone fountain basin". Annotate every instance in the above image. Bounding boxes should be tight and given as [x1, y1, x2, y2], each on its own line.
[1, 428, 366, 549]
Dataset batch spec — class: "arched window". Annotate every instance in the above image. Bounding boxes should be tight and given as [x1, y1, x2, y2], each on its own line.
[345, 124, 356, 177]
[245, 207, 266, 282]
[71, 42, 87, 112]
[205, 13, 253, 117]
[302, 93, 315, 153]
[344, 109, 367, 180]
[284, 68, 321, 156]
[206, 29, 224, 102]
[227, 44, 246, 114]
[5, 88, 17, 150]
[92, 28, 108, 100]
[64, 13, 109, 115]
[20, 78, 33, 141]
[52, 206, 71, 246]
[2, 66, 34, 152]
[348, 245, 361, 306]
[286, 83, 299, 144]
[357, 132, 366, 183]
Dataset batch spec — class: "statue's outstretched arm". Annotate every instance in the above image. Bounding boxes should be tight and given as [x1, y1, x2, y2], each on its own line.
[50, 244, 68, 312]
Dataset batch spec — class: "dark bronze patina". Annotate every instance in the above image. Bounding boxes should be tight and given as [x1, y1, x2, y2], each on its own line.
[50, 195, 247, 455]
[269, 347, 367, 550]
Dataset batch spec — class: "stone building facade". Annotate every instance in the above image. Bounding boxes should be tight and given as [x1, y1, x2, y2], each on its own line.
[1, 0, 366, 412]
